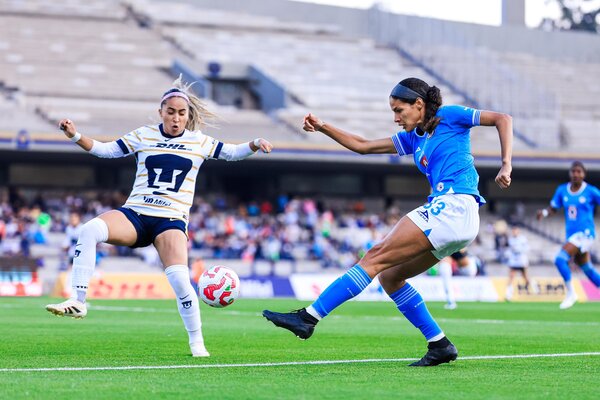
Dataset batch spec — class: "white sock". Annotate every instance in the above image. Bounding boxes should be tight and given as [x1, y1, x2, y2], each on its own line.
[565, 281, 575, 297]
[438, 261, 455, 305]
[306, 305, 322, 320]
[505, 284, 513, 300]
[70, 218, 108, 303]
[165, 265, 204, 345]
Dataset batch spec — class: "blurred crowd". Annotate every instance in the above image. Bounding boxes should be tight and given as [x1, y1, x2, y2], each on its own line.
[0, 187, 405, 269]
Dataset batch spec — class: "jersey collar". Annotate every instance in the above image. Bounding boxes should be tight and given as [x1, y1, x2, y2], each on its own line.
[159, 123, 186, 139]
[567, 181, 587, 195]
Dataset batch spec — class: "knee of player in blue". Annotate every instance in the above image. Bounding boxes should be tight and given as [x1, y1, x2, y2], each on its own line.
[555, 249, 572, 282]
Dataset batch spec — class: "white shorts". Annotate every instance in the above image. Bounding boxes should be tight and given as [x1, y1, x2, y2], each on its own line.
[567, 231, 595, 253]
[407, 194, 480, 260]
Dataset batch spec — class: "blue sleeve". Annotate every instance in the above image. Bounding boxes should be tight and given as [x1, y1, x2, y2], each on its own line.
[391, 131, 413, 156]
[592, 186, 600, 206]
[550, 186, 563, 209]
[442, 105, 481, 129]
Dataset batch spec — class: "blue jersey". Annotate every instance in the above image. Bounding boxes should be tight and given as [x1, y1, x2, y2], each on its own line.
[391, 105, 484, 204]
[550, 182, 600, 238]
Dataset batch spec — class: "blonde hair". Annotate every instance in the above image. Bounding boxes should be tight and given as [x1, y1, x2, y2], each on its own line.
[161, 75, 217, 131]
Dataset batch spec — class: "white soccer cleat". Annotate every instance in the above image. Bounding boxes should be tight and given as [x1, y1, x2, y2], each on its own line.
[559, 294, 577, 310]
[45, 299, 87, 319]
[190, 342, 210, 357]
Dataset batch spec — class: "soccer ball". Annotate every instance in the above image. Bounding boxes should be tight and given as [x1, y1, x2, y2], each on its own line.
[198, 266, 240, 308]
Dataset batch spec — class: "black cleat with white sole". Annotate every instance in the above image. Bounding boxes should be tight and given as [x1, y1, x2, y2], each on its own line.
[262, 308, 319, 340]
[409, 338, 458, 367]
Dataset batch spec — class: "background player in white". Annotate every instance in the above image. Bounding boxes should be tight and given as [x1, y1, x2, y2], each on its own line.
[263, 77, 513, 366]
[505, 225, 537, 301]
[46, 78, 273, 357]
[537, 161, 600, 309]
[438, 248, 477, 310]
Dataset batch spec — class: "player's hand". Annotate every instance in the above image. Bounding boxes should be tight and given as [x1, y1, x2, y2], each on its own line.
[303, 113, 324, 132]
[58, 119, 77, 137]
[495, 163, 512, 189]
[256, 138, 273, 153]
[535, 209, 549, 221]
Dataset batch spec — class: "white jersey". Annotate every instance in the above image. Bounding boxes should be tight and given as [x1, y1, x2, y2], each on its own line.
[115, 124, 222, 221]
[507, 235, 529, 268]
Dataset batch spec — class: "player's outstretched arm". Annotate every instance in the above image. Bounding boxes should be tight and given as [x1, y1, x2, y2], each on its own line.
[479, 111, 513, 189]
[303, 113, 395, 155]
[59, 119, 93, 151]
[218, 138, 273, 161]
[59, 118, 129, 158]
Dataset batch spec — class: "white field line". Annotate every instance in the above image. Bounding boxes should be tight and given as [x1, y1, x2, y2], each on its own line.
[3, 303, 599, 327]
[2, 352, 600, 373]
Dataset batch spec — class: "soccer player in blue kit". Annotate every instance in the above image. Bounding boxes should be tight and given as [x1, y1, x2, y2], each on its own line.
[537, 161, 600, 309]
[263, 77, 513, 366]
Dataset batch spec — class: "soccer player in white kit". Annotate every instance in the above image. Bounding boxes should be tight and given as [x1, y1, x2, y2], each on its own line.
[46, 78, 273, 357]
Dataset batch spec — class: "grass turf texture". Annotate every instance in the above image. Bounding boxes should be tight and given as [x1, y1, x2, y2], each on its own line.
[1, 297, 599, 399]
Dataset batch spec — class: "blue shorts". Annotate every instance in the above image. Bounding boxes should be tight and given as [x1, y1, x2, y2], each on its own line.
[117, 207, 187, 248]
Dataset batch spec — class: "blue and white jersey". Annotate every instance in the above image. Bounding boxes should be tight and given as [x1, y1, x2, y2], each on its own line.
[550, 182, 600, 239]
[391, 105, 484, 204]
[115, 124, 223, 221]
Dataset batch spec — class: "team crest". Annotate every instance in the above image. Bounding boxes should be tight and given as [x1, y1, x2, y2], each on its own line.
[181, 300, 192, 309]
[436, 182, 444, 192]
[579, 196, 586, 204]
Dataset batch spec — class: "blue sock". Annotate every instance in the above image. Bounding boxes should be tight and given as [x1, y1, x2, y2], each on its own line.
[555, 249, 572, 283]
[581, 262, 600, 287]
[390, 283, 443, 341]
[311, 265, 372, 318]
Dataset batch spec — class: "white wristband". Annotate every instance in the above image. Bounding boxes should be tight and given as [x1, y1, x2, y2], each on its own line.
[70, 131, 82, 143]
[541, 209, 549, 218]
[253, 138, 262, 148]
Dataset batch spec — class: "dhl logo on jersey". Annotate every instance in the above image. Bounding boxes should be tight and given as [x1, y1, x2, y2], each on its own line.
[154, 143, 192, 151]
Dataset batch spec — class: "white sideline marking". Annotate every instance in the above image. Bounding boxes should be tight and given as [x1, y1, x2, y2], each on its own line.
[3, 303, 600, 326]
[2, 352, 600, 373]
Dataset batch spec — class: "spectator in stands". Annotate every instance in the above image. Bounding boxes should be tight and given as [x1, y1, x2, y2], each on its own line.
[45, 76, 273, 358]
[537, 161, 600, 309]
[505, 225, 538, 301]
[263, 77, 513, 366]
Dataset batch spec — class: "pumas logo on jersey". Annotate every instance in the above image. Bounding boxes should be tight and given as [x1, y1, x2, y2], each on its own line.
[417, 209, 429, 222]
[155, 143, 191, 151]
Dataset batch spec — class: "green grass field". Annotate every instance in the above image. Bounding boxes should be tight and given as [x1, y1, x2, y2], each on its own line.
[1, 297, 599, 399]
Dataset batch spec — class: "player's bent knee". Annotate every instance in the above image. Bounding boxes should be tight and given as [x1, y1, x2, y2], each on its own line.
[79, 218, 109, 244]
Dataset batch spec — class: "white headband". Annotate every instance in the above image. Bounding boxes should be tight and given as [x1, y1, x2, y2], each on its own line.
[161, 91, 190, 103]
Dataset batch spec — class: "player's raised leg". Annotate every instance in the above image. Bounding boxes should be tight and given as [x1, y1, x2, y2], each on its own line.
[46, 210, 137, 318]
[155, 229, 209, 357]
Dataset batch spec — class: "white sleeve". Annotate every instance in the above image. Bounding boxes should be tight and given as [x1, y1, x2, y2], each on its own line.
[216, 142, 256, 161]
[88, 140, 127, 158]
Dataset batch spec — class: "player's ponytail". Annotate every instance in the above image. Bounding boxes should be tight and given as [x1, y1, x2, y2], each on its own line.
[163, 75, 218, 132]
[393, 78, 443, 134]
[423, 85, 442, 134]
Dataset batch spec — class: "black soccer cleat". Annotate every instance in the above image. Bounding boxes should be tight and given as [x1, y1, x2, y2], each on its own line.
[409, 341, 458, 367]
[262, 308, 319, 340]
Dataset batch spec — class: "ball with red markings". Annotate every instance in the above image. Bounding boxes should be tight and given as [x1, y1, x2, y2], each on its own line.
[198, 266, 240, 308]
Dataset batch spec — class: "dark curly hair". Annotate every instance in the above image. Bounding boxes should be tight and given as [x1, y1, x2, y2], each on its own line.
[392, 77, 443, 134]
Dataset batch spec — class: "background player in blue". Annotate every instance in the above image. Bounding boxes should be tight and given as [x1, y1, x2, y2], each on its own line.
[45, 77, 273, 357]
[536, 161, 600, 309]
[263, 77, 513, 366]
